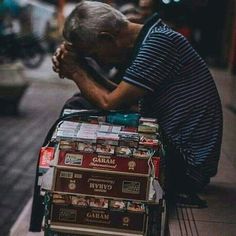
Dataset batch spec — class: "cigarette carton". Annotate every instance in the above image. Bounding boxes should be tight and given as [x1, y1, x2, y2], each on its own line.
[53, 168, 151, 201]
[57, 151, 159, 175]
[50, 195, 147, 234]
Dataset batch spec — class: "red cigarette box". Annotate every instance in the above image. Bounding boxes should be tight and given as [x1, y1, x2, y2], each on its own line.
[53, 168, 151, 201]
[50, 204, 147, 234]
[57, 150, 160, 176]
[39, 147, 55, 173]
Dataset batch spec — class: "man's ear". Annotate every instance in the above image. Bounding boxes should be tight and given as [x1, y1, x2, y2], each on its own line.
[97, 32, 117, 46]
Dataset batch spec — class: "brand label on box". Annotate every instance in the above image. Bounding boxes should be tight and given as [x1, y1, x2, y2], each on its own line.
[58, 208, 77, 222]
[64, 153, 83, 166]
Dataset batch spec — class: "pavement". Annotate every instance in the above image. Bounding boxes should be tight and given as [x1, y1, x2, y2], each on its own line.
[1, 57, 236, 236]
[168, 68, 236, 236]
[0, 57, 77, 236]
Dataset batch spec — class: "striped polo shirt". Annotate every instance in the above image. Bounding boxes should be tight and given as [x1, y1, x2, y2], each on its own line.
[123, 14, 223, 186]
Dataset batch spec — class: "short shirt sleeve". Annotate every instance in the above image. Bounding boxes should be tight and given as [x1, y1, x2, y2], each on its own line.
[123, 32, 178, 92]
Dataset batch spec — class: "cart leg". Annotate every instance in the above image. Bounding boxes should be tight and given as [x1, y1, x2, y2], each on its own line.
[29, 174, 44, 231]
[147, 198, 169, 236]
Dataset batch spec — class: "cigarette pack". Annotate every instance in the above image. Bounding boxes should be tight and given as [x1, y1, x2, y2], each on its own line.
[98, 124, 122, 133]
[139, 117, 157, 124]
[127, 201, 145, 213]
[119, 132, 139, 148]
[76, 123, 99, 142]
[139, 136, 160, 150]
[53, 168, 151, 201]
[56, 121, 81, 140]
[77, 142, 96, 153]
[55, 130, 78, 140]
[59, 121, 80, 128]
[59, 141, 78, 151]
[133, 148, 151, 159]
[115, 146, 133, 157]
[121, 126, 138, 133]
[152, 157, 160, 179]
[139, 133, 160, 140]
[39, 147, 55, 173]
[138, 124, 158, 134]
[109, 200, 126, 211]
[96, 144, 115, 155]
[138, 118, 159, 134]
[96, 131, 119, 146]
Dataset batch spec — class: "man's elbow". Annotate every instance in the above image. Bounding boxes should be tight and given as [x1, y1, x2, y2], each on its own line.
[100, 100, 114, 111]
[99, 95, 117, 111]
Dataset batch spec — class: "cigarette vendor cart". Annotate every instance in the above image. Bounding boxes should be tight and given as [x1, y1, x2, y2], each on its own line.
[30, 109, 168, 236]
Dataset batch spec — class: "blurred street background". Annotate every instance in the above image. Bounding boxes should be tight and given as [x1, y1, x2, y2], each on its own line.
[0, 0, 236, 236]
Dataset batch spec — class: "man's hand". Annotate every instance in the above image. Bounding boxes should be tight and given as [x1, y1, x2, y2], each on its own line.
[52, 42, 85, 80]
[52, 44, 146, 111]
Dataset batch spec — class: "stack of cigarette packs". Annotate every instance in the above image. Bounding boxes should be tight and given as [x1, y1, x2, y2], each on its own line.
[40, 110, 164, 236]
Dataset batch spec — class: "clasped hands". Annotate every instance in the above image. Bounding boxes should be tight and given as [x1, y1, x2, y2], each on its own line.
[52, 42, 85, 80]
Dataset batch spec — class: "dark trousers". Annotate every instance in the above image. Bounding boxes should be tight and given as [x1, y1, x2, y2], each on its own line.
[61, 92, 96, 113]
[165, 144, 208, 198]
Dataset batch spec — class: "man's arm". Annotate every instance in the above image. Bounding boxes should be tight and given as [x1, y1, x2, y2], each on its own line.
[71, 69, 146, 110]
[52, 43, 147, 110]
[78, 57, 118, 91]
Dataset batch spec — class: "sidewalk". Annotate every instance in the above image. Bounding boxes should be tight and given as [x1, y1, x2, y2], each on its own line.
[8, 68, 236, 236]
[0, 77, 77, 236]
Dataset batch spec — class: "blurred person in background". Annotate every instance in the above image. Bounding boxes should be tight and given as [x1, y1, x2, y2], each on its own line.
[139, 0, 156, 22]
[0, 10, 20, 62]
[120, 0, 157, 24]
[52, 1, 222, 205]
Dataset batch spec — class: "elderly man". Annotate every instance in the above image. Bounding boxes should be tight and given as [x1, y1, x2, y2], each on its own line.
[52, 1, 222, 200]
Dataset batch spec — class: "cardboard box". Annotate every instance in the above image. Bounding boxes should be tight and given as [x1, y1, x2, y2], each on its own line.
[57, 151, 160, 175]
[53, 168, 150, 201]
[49, 225, 145, 236]
[50, 203, 147, 233]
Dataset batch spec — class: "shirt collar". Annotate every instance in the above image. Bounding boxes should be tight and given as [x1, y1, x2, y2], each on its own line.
[130, 13, 162, 63]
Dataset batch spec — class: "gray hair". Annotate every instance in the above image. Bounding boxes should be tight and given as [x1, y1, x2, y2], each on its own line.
[63, 1, 128, 46]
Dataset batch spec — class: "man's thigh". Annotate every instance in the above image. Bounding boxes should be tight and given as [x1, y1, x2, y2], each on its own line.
[61, 93, 96, 112]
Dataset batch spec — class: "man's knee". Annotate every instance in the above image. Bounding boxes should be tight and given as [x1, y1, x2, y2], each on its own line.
[62, 93, 96, 111]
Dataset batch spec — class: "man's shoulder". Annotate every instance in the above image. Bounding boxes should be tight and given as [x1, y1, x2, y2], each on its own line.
[150, 25, 186, 43]
[144, 27, 182, 49]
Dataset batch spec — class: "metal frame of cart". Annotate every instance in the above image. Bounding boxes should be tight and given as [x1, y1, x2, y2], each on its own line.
[29, 110, 169, 236]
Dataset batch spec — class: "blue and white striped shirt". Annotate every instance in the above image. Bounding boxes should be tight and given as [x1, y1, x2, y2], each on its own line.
[123, 14, 223, 185]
